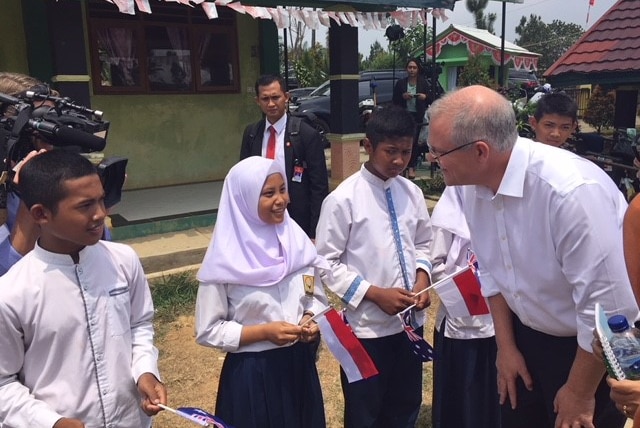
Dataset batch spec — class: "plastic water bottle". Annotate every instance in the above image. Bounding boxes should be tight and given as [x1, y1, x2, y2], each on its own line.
[608, 315, 640, 380]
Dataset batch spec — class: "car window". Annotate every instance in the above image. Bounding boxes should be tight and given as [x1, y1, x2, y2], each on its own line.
[309, 80, 330, 96]
[359, 81, 375, 97]
[508, 69, 539, 83]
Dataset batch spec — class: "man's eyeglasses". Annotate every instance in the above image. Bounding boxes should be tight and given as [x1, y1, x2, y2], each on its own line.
[428, 140, 482, 162]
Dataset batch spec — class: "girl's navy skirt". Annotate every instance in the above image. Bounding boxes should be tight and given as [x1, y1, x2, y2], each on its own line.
[215, 341, 326, 428]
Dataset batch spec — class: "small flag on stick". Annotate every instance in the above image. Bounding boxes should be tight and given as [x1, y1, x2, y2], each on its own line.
[315, 307, 379, 383]
[399, 310, 434, 362]
[433, 266, 490, 318]
[158, 404, 233, 428]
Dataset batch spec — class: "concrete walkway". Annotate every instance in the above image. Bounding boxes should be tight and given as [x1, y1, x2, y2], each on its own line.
[121, 190, 439, 278]
[116, 147, 440, 277]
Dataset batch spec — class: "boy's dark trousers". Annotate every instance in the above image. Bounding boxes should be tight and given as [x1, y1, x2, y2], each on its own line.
[500, 316, 626, 428]
[341, 329, 423, 428]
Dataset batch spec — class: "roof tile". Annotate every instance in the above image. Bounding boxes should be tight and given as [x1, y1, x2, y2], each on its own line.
[545, 0, 640, 78]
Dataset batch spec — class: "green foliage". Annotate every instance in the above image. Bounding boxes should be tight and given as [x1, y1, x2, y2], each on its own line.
[361, 25, 433, 71]
[465, 0, 497, 34]
[515, 15, 584, 75]
[368, 41, 385, 62]
[457, 54, 493, 87]
[292, 43, 328, 87]
[393, 24, 432, 62]
[583, 85, 615, 134]
[150, 271, 199, 325]
[416, 173, 446, 197]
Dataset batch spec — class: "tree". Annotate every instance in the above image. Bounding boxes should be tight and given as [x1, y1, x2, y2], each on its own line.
[583, 85, 615, 133]
[361, 40, 390, 70]
[465, 0, 497, 34]
[293, 43, 329, 87]
[359, 24, 433, 71]
[515, 15, 584, 75]
[457, 54, 493, 87]
[368, 41, 385, 63]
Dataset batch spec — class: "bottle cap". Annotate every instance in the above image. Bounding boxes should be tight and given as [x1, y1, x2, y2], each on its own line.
[608, 315, 631, 333]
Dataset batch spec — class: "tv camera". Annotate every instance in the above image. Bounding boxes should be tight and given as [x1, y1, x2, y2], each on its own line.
[0, 90, 127, 210]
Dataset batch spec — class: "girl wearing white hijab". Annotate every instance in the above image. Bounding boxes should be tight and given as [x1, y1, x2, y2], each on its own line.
[195, 156, 328, 428]
[430, 186, 498, 428]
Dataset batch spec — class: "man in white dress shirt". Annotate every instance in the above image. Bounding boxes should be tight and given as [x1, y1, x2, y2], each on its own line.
[427, 85, 638, 428]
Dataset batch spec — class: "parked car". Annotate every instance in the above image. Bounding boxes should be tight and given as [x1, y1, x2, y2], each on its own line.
[507, 68, 540, 99]
[288, 86, 317, 102]
[289, 69, 443, 137]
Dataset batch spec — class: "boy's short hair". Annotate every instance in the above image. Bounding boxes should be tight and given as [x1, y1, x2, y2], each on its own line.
[533, 92, 578, 122]
[19, 150, 98, 213]
[366, 106, 415, 148]
[255, 74, 286, 95]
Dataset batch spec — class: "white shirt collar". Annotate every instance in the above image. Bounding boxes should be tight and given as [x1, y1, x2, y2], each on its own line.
[266, 114, 287, 135]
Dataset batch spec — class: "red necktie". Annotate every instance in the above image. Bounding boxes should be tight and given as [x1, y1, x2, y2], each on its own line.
[266, 126, 276, 159]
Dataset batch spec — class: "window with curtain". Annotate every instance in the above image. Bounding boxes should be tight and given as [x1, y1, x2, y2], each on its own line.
[87, 1, 239, 94]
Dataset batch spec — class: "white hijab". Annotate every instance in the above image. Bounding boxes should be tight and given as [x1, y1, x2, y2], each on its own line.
[197, 156, 328, 287]
[430, 185, 469, 240]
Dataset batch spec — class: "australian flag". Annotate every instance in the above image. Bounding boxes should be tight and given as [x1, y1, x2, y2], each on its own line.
[399, 310, 434, 362]
[467, 248, 478, 273]
[175, 407, 234, 428]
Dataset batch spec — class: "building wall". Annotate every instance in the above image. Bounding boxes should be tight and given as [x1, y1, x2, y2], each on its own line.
[0, 1, 29, 73]
[2, 4, 265, 190]
[437, 44, 470, 90]
[89, 14, 264, 189]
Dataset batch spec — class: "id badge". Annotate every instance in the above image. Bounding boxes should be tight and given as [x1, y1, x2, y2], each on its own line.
[293, 165, 304, 182]
[303, 275, 315, 296]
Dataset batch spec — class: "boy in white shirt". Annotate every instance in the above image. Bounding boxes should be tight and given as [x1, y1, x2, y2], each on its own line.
[316, 106, 433, 427]
[0, 150, 166, 428]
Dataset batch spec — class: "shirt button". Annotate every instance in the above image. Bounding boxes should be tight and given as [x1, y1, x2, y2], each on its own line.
[102, 389, 108, 395]
[78, 268, 83, 273]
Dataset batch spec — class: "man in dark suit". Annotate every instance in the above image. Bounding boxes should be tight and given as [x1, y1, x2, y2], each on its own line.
[240, 75, 328, 239]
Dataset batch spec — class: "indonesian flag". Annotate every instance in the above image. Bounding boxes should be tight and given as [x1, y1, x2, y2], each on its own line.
[433, 266, 490, 317]
[315, 308, 379, 383]
[589, 0, 595, 5]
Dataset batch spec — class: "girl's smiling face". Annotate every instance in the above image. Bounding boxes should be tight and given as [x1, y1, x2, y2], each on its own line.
[258, 172, 289, 224]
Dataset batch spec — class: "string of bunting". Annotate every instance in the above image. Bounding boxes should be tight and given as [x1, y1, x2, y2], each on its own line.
[105, 0, 451, 28]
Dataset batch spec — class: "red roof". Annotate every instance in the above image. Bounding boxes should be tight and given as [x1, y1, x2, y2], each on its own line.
[544, 0, 640, 78]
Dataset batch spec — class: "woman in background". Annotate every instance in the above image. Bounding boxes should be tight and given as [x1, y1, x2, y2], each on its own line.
[392, 58, 429, 179]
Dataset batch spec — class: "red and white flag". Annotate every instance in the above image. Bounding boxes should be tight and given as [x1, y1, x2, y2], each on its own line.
[433, 266, 490, 318]
[314, 307, 379, 383]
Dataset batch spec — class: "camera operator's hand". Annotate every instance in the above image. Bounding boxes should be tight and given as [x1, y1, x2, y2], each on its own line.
[12, 149, 47, 185]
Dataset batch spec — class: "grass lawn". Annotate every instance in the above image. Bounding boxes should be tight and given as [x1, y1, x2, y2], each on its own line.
[150, 271, 439, 428]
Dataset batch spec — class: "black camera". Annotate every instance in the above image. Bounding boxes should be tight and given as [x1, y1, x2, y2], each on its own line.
[0, 90, 127, 209]
[415, 57, 445, 103]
